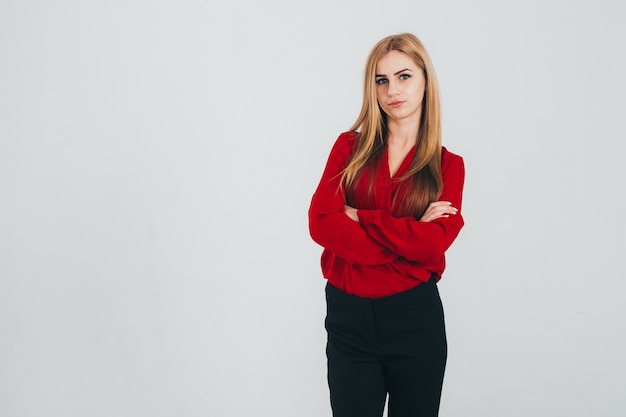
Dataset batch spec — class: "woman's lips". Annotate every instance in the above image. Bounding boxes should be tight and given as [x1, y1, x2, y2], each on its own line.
[388, 101, 404, 108]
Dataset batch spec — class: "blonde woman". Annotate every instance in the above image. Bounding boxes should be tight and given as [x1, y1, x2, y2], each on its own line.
[309, 33, 465, 417]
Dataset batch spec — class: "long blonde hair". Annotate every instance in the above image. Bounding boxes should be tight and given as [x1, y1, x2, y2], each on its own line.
[341, 33, 443, 218]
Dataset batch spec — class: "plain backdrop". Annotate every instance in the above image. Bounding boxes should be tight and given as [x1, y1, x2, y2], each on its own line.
[1, 1, 625, 416]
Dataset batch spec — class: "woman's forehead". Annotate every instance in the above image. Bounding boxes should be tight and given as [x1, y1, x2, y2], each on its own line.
[376, 51, 416, 72]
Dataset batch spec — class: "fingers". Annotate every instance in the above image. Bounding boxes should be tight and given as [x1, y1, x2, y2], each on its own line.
[428, 201, 455, 209]
[420, 201, 458, 222]
[430, 201, 458, 212]
[344, 205, 359, 222]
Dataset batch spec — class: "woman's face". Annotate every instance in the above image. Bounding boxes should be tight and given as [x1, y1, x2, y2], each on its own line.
[375, 50, 426, 124]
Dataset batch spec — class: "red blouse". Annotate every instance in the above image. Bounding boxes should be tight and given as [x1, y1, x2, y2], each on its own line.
[308, 131, 465, 298]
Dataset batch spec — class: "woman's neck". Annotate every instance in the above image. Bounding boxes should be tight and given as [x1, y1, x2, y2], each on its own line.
[386, 118, 420, 149]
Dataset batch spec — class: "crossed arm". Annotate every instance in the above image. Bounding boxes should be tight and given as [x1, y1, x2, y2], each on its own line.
[309, 133, 465, 265]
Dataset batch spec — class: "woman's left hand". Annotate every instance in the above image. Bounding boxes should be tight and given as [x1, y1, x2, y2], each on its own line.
[344, 205, 359, 222]
[420, 201, 458, 222]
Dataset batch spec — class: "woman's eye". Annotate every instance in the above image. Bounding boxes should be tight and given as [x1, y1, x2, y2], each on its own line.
[375, 78, 388, 85]
[399, 73, 411, 80]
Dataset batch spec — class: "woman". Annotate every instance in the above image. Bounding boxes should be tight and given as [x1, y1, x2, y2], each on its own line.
[308, 33, 465, 417]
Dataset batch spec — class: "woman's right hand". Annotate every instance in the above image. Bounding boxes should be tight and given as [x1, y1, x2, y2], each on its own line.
[420, 201, 458, 222]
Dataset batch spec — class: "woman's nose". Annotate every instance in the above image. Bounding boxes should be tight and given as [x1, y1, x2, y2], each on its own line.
[388, 80, 399, 96]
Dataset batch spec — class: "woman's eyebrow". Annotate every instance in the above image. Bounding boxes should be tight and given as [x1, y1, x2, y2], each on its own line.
[375, 68, 413, 77]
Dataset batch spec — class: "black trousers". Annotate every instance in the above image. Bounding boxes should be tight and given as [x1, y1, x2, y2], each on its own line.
[325, 278, 447, 417]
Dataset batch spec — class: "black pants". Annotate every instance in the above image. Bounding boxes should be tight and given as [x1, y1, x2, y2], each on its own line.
[325, 278, 447, 417]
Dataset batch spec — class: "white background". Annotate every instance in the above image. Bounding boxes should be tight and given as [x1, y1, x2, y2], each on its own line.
[1, 1, 625, 416]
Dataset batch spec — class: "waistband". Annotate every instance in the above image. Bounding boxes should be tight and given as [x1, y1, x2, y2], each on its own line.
[325, 275, 437, 310]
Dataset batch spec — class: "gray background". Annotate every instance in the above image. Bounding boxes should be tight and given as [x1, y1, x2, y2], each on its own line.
[1, 0, 625, 416]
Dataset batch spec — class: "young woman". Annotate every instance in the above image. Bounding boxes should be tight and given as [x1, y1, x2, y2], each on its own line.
[308, 33, 465, 417]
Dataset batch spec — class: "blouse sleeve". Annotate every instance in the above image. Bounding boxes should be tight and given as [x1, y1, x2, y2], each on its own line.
[356, 150, 465, 262]
[308, 133, 397, 265]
